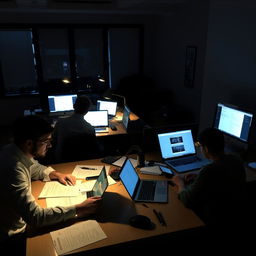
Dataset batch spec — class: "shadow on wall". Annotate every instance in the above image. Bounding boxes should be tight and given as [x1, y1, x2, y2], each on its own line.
[115, 74, 195, 126]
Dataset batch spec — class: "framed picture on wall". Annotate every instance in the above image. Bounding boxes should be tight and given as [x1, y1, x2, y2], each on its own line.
[184, 46, 197, 88]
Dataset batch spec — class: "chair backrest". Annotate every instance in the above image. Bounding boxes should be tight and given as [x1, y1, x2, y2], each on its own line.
[61, 133, 101, 162]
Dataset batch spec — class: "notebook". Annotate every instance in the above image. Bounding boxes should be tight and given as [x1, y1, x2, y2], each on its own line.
[48, 94, 77, 116]
[157, 129, 211, 173]
[86, 167, 108, 198]
[122, 105, 131, 130]
[84, 110, 109, 133]
[119, 158, 168, 203]
[97, 100, 117, 117]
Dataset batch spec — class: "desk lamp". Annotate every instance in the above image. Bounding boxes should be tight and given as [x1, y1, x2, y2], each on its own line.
[103, 89, 127, 109]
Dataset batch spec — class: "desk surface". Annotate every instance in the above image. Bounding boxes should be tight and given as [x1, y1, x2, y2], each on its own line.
[96, 111, 139, 137]
[26, 158, 204, 256]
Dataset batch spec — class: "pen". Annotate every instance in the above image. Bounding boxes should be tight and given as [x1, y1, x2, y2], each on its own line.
[80, 167, 98, 170]
[86, 176, 99, 180]
[153, 209, 163, 226]
[158, 211, 167, 226]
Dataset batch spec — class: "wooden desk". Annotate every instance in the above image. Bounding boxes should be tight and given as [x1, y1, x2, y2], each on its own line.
[26, 158, 204, 256]
[96, 111, 139, 137]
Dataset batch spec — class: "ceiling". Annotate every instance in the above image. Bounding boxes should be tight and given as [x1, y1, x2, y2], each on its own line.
[0, 0, 190, 15]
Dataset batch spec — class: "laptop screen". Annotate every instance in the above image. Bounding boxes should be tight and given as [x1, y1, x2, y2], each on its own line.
[48, 94, 77, 113]
[119, 158, 139, 198]
[158, 129, 196, 159]
[91, 167, 108, 197]
[122, 105, 130, 129]
[84, 110, 108, 127]
[97, 100, 117, 116]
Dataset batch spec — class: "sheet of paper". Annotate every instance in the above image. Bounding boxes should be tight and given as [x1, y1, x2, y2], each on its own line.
[38, 181, 80, 198]
[50, 220, 107, 255]
[72, 165, 110, 179]
[140, 166, 162, 175]
[112, 157, 137, 168]
[46, 194, 86, 207]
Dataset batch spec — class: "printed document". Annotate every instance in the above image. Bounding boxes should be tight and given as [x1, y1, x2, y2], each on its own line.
[50, 220, 107, 255]
[38, 181, 80, 198]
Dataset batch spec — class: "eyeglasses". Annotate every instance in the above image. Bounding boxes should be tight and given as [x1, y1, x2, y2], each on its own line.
[37, 138, 53, 145]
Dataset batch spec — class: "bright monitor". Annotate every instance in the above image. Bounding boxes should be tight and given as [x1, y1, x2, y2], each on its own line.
[213, 103, 253, 142]
[84, 110, 108, 127]
[48, 94, 77, 113]
[97, 100, 117, 116]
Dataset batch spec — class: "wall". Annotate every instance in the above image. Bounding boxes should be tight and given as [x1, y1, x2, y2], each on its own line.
[153, 0, 209, 124]
[200, 0, 256, 140]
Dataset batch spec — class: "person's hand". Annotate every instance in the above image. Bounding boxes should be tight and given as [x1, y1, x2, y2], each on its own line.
[184, 173, 198, 184]
[171, 175, 185, 193]
[49, 171, 76, 186]
[75, 197, 102, 218]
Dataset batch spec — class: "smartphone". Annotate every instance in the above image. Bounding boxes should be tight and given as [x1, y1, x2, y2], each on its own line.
[159, 166, 174, 176]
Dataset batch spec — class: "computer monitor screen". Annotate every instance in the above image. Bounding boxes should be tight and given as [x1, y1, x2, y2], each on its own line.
[213, 103, 253, 142]
[97, 100, 117, 116]
[48, 94, 77, 113]
[84, 110, 108, 127]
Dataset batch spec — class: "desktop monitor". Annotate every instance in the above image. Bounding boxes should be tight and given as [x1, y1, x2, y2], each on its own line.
[97, 100, 117, 116]
[84, 110, 109, 127]
[213, 102, 253, 143]
[48, 94, 77, 113]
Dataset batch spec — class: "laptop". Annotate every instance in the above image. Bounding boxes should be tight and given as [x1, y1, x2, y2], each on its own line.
[157, 129, 211, 173]
[119, 158, 168, 203]
[122, 105, 131, 130]
[84, 110, 109, 133]
[86, 167, 108, 198]
[97, 100, 118, 118]
[48, 94, 77, 116]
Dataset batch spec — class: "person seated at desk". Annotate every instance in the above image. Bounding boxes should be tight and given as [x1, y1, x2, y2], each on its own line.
[0, 115, 102, 256]
[171, 128, 246, 233]
[52, 95, 103, 163]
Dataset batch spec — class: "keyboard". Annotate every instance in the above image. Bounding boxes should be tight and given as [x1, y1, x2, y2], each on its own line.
[169, 156, 200, 167]
[137, 180, 156, 200]
[95, 127, 109, 133]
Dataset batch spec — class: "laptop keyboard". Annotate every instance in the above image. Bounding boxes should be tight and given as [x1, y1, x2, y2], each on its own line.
[170, 156, 200, 166]
[95, 127, 109, 133]
[137, 180, 156, 200]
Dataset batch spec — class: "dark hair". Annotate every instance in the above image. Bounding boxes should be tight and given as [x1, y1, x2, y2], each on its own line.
[12, 115, 53, 145]
[198, 128, 225, 154]
[73, 95, 91, 114]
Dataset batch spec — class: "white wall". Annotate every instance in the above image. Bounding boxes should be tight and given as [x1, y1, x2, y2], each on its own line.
[200, 0, 256, 139]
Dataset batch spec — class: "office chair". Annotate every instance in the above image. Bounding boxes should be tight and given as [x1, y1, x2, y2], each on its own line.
[61, 134, 103, 162]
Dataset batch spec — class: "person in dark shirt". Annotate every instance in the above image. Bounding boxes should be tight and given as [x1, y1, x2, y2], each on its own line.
[172, 128, 246, 236]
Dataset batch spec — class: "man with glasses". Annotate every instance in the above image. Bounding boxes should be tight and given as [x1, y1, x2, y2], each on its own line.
[0, 115, 102, 255]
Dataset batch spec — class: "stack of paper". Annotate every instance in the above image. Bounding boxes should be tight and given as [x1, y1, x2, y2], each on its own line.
[51, 220, 107, 255]
[140, 166, 162, 175]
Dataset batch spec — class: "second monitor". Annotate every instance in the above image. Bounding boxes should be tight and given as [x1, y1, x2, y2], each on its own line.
[97, 100, 117, 117]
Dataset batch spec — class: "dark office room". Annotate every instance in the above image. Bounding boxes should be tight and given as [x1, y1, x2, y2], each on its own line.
[0, 0, 256, 255]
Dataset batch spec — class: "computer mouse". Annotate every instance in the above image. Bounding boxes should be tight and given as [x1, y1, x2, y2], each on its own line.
[110, 124, 117, 131]
[129, 214, 153, 230]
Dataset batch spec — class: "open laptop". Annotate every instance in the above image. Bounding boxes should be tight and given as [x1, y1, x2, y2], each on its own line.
[119, 158, 168, 203]
[97, 100, 118, 118]
[48, 94, 77, 116]
[157, 129, 211, 173]
[86, 167, 108, 198]
[122, 105, 131, 130]
[84, 110, 109, 133]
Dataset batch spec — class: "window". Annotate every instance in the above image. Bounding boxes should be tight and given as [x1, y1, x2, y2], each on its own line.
[0, 25, 143, 98]
[0, 29, 38, 96]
